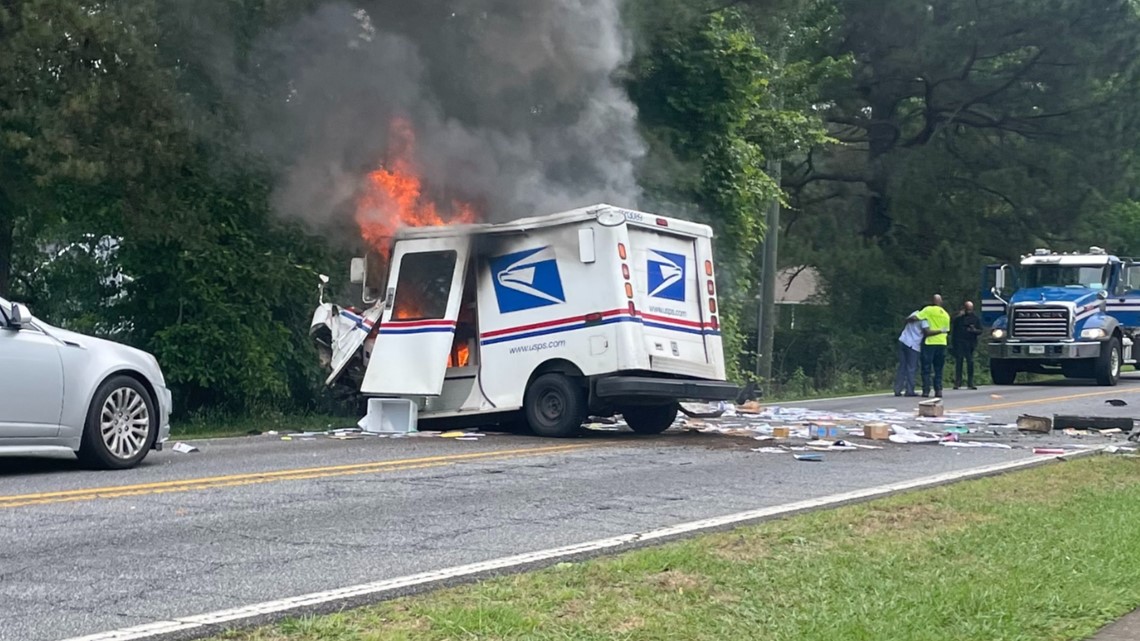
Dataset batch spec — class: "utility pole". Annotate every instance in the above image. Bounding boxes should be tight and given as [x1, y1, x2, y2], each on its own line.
[756, 31, 787, 381]
[756, 158, 781, 381]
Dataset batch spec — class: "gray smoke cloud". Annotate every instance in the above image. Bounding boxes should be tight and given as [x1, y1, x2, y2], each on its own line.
[246, 0, 645, 230]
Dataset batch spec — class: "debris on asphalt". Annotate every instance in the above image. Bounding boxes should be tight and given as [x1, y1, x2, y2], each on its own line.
[941, 441, 1013, 449]
[918, 398, 945, 418]
[1106, 399, 1128, 406]
[863, 423, 891, 440]
[1053, 415, 1135, 432]
[171, 442, 199, 454]
[1033, 448, 1067, 455]
[889, 425, 942, 444]
[794, 453, 824, 462]
[1017, 415, 1053, 433]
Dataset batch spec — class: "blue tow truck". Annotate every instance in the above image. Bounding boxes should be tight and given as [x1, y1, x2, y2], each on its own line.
[981, 247, 1140, 386]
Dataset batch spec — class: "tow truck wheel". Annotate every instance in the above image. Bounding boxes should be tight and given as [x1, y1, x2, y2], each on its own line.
[990, 359, 1018, 385]
[1095, 338, 1122, 386]
[621, 403, 680, 434]
[524, 373, 586, 438]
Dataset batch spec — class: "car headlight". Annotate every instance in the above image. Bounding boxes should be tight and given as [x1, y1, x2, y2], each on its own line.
[1080, 328, 1107, 340]
[990, 328, 1006, 340]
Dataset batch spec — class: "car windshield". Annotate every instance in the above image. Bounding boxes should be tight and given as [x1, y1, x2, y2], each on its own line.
[1022, 265, 1109, 290]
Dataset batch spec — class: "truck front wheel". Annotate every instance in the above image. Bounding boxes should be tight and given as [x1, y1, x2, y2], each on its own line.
[524, 373, 586, 438]
[621, 403, 679, 435]
[1095, 338, 1122, 386]
[990, 359, 1018, 385]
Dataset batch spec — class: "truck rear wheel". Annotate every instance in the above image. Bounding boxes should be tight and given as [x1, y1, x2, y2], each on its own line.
[621, 403, 679, 435]
[990, 359, 1018, 385]
[524, 373, 586, 438]
[1095, 338, 1122, 386]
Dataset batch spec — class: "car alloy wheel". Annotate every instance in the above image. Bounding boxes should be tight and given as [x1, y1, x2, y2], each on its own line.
[99, 387, 151, 459]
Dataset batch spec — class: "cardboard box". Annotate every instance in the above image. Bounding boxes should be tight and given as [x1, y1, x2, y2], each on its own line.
[772, 426, 791, 439]
[864, 422, 891, 441]
[1017, 414, 1052, 433]
[918, 400, 944, 418]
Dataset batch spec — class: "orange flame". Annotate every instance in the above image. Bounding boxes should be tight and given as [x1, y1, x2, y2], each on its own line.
[356, 117, 477, 259]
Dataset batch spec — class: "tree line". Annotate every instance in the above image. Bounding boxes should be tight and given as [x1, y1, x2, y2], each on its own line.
[4, 0, 1140, 416]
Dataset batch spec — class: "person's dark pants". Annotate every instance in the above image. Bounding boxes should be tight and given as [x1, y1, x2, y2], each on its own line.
[953, 344, 976, 388]
[921, 344, 946, 396]
[894, 342, 919, 396]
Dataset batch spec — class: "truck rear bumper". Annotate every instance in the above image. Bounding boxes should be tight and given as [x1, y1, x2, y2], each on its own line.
[987, 341, 1101, 359]
[594, 376, 740, 402]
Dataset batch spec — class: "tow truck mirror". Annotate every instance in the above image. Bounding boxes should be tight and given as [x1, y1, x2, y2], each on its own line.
[1098, 289, 1109, 301]
[994, 266, 1007, 293]
[349, 257, 366, 285]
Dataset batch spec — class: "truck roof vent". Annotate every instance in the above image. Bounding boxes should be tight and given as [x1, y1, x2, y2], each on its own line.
[1090, 246, 1106, 255]
[1034, 248, 1051, 256]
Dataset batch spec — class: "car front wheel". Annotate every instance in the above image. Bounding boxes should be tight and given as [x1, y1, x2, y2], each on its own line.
[79, 376, 157, 470]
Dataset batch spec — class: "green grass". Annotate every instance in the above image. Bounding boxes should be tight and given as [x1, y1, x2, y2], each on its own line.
[171, 413, 356, 440]
[213, 456, 1140, 641]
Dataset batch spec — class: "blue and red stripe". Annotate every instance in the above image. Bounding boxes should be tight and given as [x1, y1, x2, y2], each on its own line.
[480, 309, 720, 346]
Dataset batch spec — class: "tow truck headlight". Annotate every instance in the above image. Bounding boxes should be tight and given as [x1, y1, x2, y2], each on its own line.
[1080, 328, 1107, 340]
[990, 328, 1006, 340]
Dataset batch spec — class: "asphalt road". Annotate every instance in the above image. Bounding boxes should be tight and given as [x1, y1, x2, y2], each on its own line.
[3, 375, 1139, 641]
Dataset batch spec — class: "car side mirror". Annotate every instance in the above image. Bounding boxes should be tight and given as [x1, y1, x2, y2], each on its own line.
[8, 303, 31, 328]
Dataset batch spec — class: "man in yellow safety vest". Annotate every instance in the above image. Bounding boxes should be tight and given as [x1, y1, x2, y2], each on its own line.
[917, 294, 951, 397]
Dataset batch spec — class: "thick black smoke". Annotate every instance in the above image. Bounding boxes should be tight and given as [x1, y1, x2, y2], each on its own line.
[245, 0, 644, 228]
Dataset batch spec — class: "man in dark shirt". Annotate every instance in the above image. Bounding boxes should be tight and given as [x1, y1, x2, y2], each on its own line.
[951, 300, 983, 389]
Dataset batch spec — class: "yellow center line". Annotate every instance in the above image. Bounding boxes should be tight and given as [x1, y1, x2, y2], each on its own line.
[957, 387, 1140, 412]
[0, 443, 602, 508]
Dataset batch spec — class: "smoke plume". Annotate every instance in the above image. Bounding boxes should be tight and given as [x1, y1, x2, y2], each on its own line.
[244, 0, 645, 230]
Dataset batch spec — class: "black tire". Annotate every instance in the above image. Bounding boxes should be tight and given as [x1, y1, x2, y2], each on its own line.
[523, 373, 586, 438]
[990, 359, 1018, 385]
[621, 403, 679, 434]
[78, 375, 157, 470]
[1096, 338, 1122, 386]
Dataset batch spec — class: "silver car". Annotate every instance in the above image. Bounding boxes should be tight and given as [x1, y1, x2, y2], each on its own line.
[0, 296, 171, 469]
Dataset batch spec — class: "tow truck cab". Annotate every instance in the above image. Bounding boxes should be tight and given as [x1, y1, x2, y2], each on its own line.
[981, 247, 1140, 386]
[310, 204, 740, 436]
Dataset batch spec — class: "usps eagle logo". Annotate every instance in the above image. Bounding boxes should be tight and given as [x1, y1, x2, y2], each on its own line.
[490, 246, 567, 313]
[647, 250, 687, 302]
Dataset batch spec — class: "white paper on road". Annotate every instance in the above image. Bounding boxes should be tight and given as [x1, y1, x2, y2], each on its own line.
[171, 442, 199, 454]
[940, 441, 1013, 449]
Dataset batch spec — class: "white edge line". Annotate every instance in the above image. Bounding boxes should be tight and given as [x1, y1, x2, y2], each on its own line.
[58, 449, 1103, 641]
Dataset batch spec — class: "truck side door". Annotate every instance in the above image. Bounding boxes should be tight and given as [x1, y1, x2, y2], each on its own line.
[360, 237, 471, 396]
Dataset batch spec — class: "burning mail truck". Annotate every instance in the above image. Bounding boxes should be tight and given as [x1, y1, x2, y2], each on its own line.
[310, 204, 739, 437]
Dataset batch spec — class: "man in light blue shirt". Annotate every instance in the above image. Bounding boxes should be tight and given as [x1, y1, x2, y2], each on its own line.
[894, 311, 925, 397]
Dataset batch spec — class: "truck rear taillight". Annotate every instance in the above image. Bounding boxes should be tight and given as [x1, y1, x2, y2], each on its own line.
[705, 260, 713, 276]
[707, 280, 715, 295]
[629, 301, 637, 316]
[585, 312, 603, 325]
[625, 283, 635, 299]
[708, 298, 717, 314]
[622, 264, 630, 279]
[655, 217, 669, 227]
[618, 243, 627, 260]
[710, 316, 719, 330]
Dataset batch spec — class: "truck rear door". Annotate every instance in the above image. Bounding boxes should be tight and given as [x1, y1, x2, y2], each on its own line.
[627, 227, 715, 376]
[360, 237, 470, 396]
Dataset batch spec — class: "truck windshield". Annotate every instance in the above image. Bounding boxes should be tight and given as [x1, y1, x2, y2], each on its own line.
[1022, 265, 1109, 290]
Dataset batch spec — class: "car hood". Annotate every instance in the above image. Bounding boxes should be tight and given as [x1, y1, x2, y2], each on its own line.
[1009, 287, 1099, 306]
[38, 320, 154, 362]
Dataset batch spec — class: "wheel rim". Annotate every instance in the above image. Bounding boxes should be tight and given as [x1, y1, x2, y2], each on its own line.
[538, 389, 565, 423]
[100, 387, 150, 459]
[1112, 346, 1121, 378]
